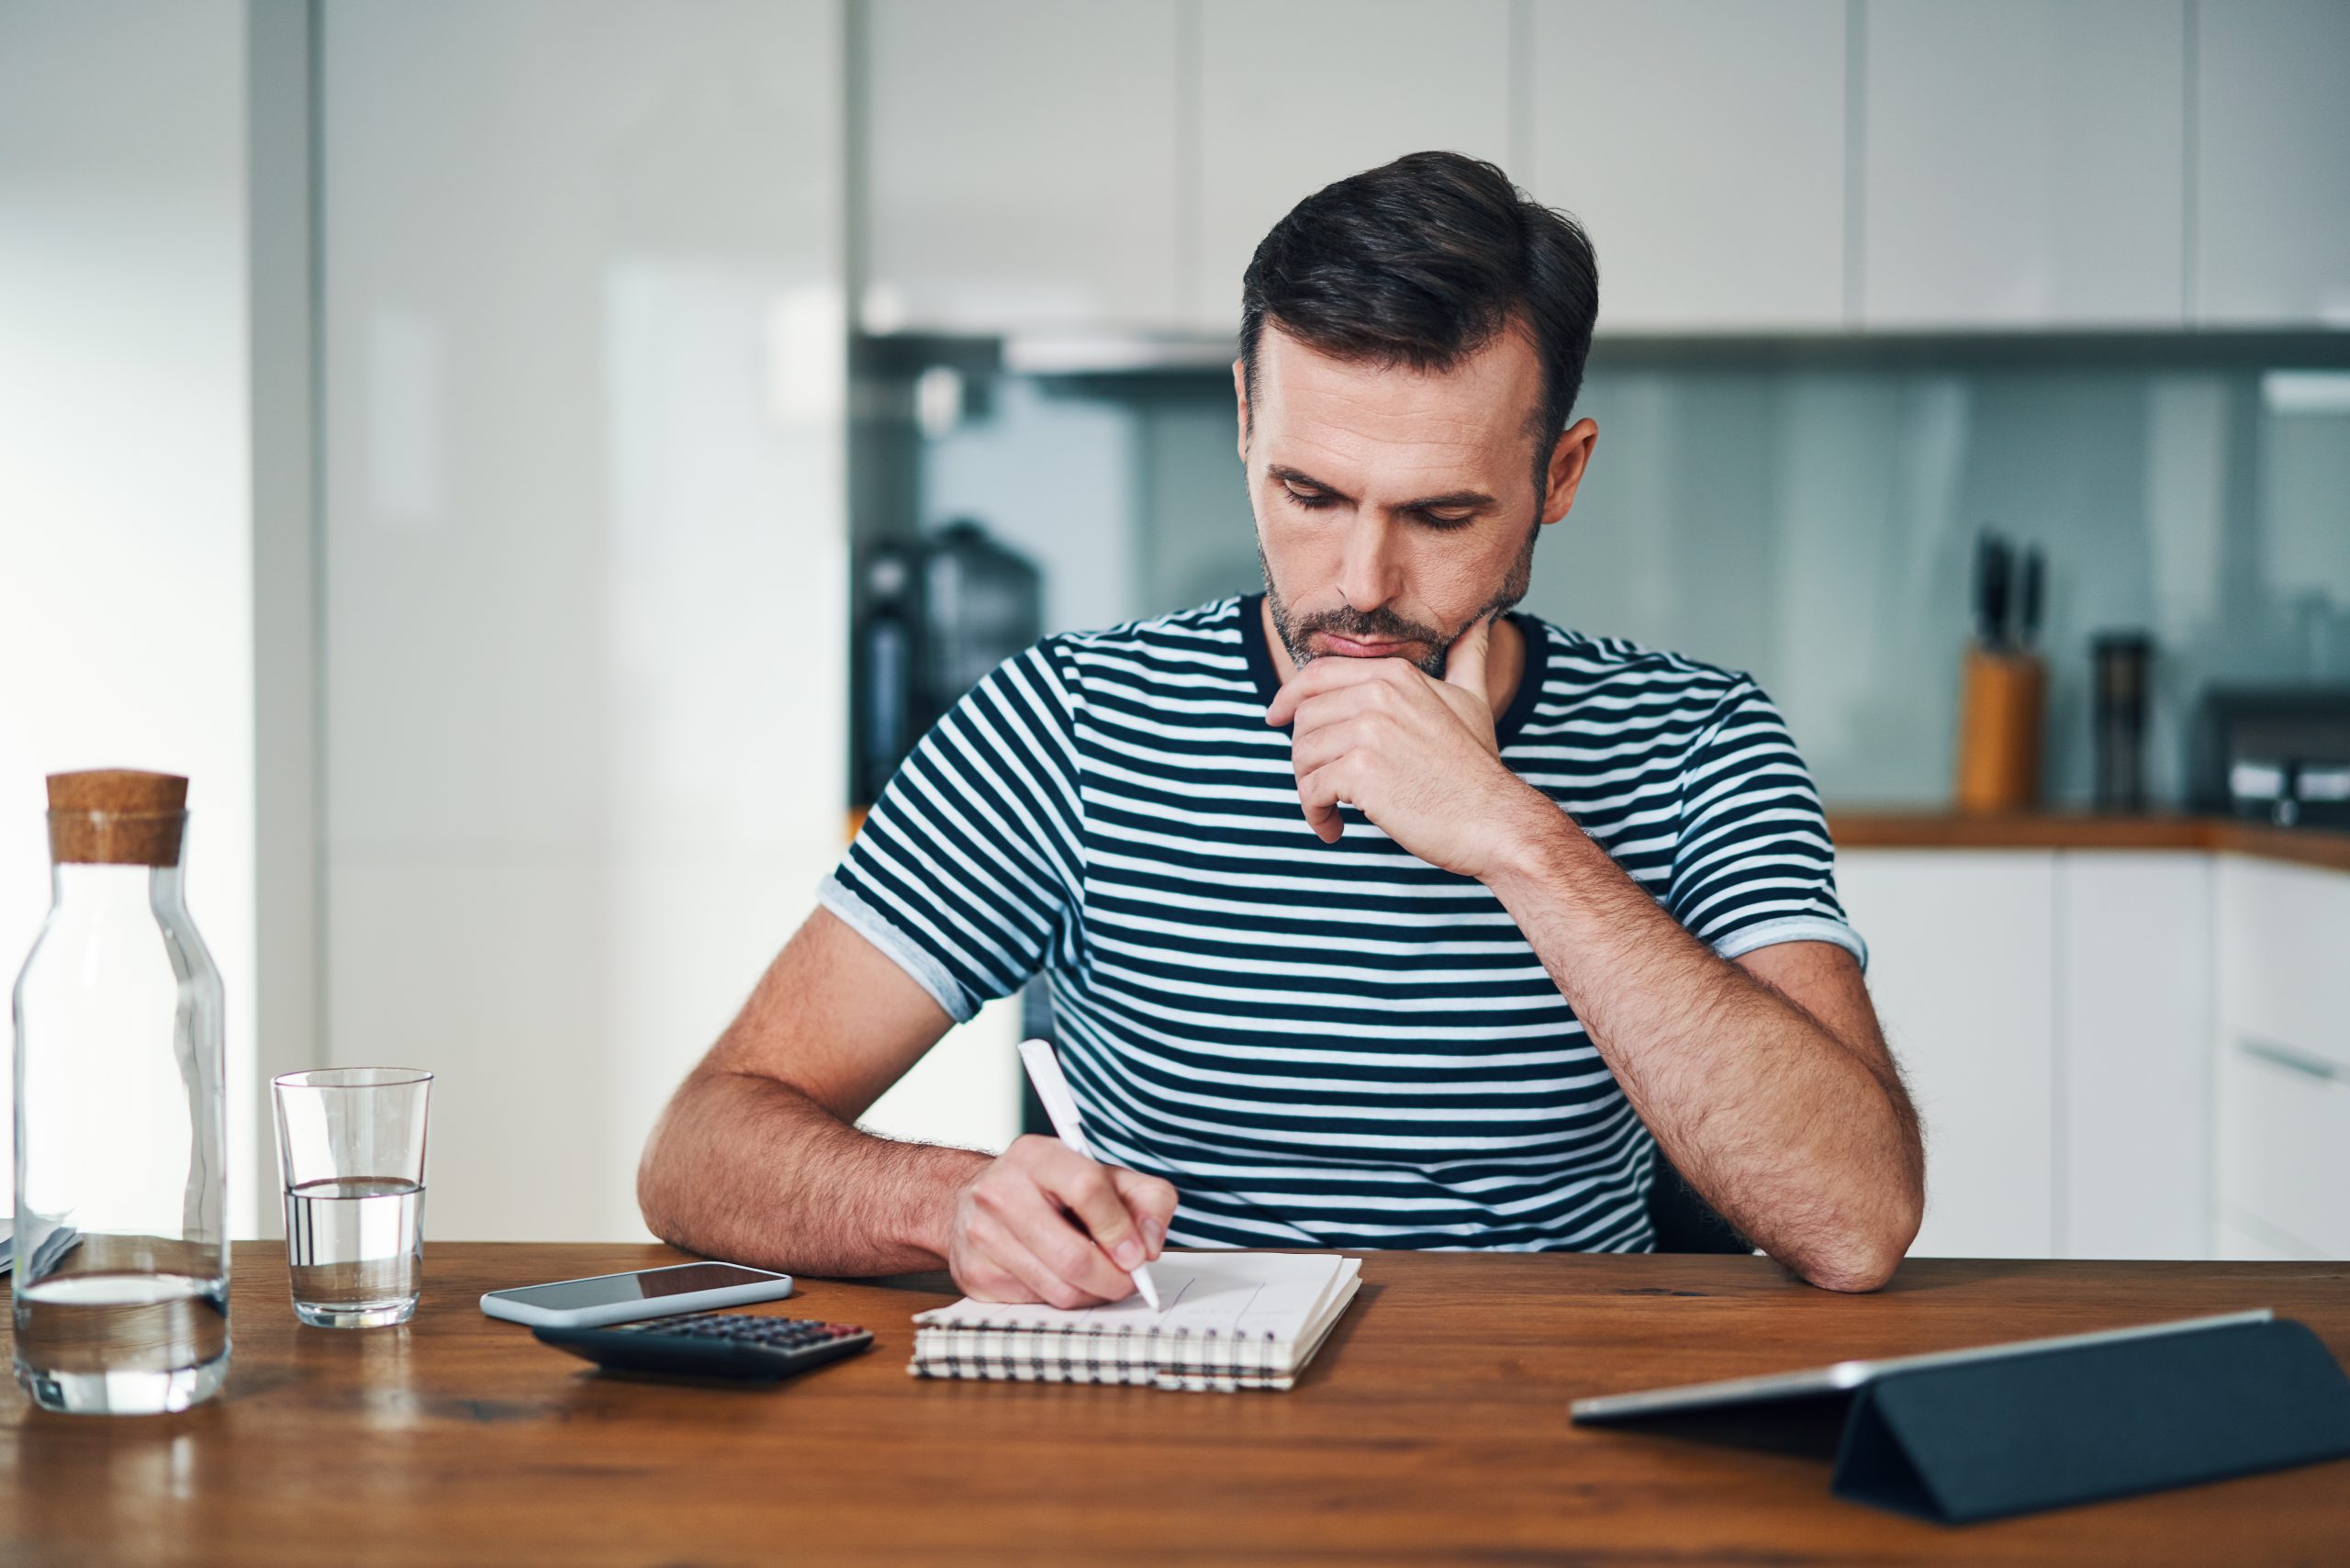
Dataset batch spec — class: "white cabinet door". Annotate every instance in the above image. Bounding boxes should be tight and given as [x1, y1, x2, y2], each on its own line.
[2216, 857, 2350, 1078]
[863, 0, 1182, 332]
[2213, 1208, 2306, 1262]
[1527, 0, 1847, 331]
[321, 0, 848, 1241]
[1190, 0, 1513, 333]
[2212, 856, 2350, 1261]
[0, 0, 281, 1233]
[1837, 851, 2056, 1257]
[2215, 1039, 2350, 1259]
[1859, 1, 2186, 328]
[2053, 854, 2211, 1259]
[2194, 0, 2350, 326]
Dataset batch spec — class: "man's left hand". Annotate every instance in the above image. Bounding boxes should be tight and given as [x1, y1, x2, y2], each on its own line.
[1264, 615, 1549, 879]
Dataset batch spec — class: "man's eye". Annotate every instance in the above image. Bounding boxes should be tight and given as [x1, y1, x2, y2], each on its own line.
[1417, 511, 1476, 530]
[1284, 487, 1335, 510]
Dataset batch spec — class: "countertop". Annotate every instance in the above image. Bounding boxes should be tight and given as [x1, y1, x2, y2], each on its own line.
[849, 801, 2350, 873]
[1827, 811, 2350, 874]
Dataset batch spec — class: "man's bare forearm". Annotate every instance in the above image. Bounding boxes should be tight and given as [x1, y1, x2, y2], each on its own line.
[1481, 797, 1923, 1291]
[637, 1066, 989, 1276]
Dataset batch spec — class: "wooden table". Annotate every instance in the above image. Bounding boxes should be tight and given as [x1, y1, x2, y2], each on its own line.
[6, 1244, 2346, 1565]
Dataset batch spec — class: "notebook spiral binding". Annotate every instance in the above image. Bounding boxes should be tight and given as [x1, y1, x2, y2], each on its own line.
[909, 1319, 1285, 1391]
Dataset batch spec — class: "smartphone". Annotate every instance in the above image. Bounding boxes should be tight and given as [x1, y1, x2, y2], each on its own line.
[479, 1261, 795, 1328]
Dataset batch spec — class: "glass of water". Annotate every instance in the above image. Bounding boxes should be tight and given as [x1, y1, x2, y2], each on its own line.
[270, 1068, 432, 1327]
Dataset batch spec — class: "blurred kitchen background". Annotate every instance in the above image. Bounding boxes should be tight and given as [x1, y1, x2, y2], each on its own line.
[4, 1, 2346, 1262]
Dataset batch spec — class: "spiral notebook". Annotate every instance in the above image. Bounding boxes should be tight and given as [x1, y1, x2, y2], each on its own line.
[909, 1251, 1362, 1392]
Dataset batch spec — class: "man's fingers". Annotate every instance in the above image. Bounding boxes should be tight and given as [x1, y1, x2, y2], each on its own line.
[1016, 1152, 1150, 1292]
[1023, 1148, 1177, 1265]
[1025, 1140, 1152, 1271]
[1281, 679, 1389, 740]
[965, 1211, 1105, 1309]
[1287, 714, 1374, 780]
[1297, 761, 1353, 842]
[1109, 1168, 1181, 1258]
[1265, 647, 1409, 726]
[1266, 657, 1361, 726]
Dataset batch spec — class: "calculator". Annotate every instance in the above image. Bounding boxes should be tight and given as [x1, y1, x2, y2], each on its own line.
[532, 1310, 874, 1383]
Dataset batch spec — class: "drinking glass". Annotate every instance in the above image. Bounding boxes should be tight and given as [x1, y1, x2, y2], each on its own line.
[271, 1068, 432, 1327]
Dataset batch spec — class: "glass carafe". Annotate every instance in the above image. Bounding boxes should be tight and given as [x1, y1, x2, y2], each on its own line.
[12, 769, 229, 1414]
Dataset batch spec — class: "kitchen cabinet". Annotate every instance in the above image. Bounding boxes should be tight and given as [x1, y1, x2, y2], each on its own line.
[2215, 857, 2350, 1080]
[2212, 857, 2350, 1258]
[1839, 844, 2348, 1264]
[1858, 0, 2186, 328]
[2213, 1210, 2306, 1262]
[862, 0, 1182, 332]
[1836, 851, 2058, 1257]
[320, 0, 849, 1240]
[1526, 0, 1849, 332]
[0, 0, 297, 1232]
[2053, 854, 2210, 1258]
[2215, 1041, 2350, 1259]
[1189, 0, 1514, 333]
[856, 0, 2350, 340]
[2192, 0, 2350, 326]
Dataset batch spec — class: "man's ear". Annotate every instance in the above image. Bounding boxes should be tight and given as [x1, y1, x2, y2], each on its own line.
[1232, 357, 1249, 464]
[1540, 418, 1599, 526]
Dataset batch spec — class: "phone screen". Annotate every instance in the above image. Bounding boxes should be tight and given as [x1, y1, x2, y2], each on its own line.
[491, 1263, 780, 1312]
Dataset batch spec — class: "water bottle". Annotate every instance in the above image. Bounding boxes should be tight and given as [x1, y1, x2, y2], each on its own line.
[12, 770, 229, 1414]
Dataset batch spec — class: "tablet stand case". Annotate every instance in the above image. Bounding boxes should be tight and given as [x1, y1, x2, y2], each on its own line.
[1594, 1318, 2350, 1525]
[1830, 1318, 2350, 1524]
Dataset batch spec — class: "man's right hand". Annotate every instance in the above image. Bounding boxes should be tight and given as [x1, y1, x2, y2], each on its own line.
[946, 1134, 1180, 1308]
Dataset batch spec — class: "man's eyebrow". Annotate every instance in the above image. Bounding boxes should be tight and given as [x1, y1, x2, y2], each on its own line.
[1266, 464, 1498, 512]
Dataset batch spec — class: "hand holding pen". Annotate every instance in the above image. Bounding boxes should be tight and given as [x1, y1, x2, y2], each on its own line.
[939, 1039, 1177, 1309]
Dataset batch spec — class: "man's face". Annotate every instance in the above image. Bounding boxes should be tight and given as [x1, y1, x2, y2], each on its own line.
[1237, 322, 1590, 678]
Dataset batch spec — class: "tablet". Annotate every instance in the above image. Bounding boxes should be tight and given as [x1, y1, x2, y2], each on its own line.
[1571, 1307, 2274, 1424]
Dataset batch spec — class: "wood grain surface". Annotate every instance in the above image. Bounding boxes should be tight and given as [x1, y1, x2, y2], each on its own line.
[6, 1244, 2346, 1566]
[1827, 810, 2350, 873]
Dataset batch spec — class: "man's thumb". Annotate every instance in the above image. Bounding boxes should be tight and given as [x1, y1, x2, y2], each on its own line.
[1443, 613, 1495, 697]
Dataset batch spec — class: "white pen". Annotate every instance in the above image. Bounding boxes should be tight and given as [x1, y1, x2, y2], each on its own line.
[1016, 1036, 1161, 1309]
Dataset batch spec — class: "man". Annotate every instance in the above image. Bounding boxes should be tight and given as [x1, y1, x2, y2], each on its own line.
[639, 152, 1924, 1304]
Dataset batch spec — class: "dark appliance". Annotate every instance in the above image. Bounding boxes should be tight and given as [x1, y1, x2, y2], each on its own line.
[2189, 687, 2350, 830]
[852, 519, 1043, 805]
[2090, 632, 2154, 812]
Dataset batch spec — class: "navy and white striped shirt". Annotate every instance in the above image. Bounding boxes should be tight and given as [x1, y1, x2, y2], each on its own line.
[822, 594, 1863, 1253]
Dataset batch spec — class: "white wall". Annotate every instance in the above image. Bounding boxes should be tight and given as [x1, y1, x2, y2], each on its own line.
[318, 0, 853, 1240]
[0, 0, 278, 1235]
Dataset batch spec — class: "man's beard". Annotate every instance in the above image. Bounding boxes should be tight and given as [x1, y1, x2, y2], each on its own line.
[1259, 520, 1540, 679]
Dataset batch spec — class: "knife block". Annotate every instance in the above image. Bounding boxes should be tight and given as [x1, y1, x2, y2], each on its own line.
[1954, 644, 2045, 812]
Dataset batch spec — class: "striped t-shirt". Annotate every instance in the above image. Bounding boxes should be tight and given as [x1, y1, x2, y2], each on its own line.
[822, 594, 1863, 1254]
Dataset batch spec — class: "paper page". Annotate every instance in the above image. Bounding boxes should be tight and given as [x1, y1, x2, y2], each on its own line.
[914, 1250, 1349, 1346]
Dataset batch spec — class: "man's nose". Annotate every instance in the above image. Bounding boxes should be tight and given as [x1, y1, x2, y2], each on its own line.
[1337, 512, 1401, 613]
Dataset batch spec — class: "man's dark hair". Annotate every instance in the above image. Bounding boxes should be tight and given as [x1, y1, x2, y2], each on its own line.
[1238, 151, 1599, 494]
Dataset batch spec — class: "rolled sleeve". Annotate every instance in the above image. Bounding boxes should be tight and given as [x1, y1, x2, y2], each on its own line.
[825, 643, 1084, 1017]
[1667, 679, 1866, 973]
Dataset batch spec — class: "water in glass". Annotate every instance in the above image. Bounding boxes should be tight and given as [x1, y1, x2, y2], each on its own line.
[285, 1177, 424, 1327]
[13, 1272, 230, 1415]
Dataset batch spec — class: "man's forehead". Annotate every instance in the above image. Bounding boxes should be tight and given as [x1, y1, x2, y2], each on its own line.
[1252, 324, 1540, 481]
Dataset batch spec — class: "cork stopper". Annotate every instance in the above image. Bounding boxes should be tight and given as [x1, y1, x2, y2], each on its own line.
[47, 769, 188, 867]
